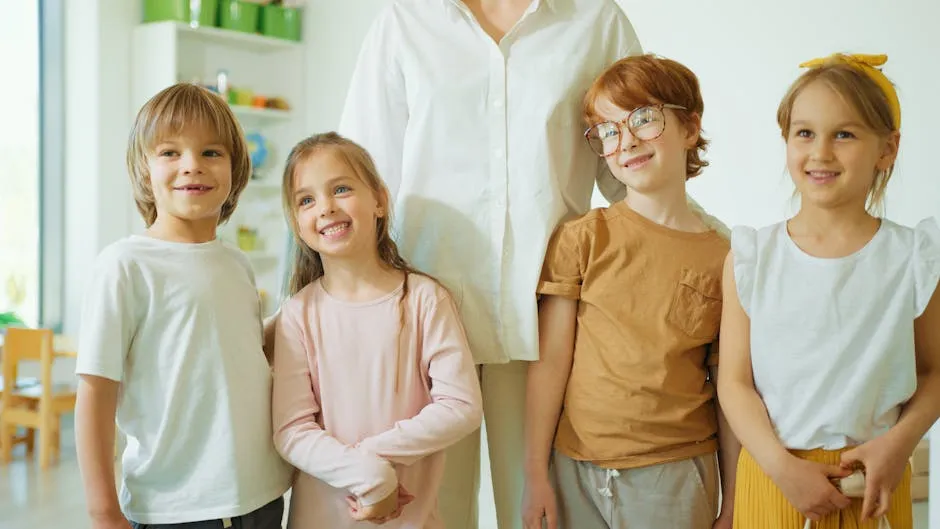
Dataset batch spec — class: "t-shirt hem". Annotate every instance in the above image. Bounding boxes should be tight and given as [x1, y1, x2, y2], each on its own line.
[555, 439, 718, 470]
[123, 482, 291, 525]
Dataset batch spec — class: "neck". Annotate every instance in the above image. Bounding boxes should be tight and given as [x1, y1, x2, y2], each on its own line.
[147, 216, 218, 243]
[320, 248, 402, 301]
[622, 179, 703, 231]
[790, 201, 877, 237]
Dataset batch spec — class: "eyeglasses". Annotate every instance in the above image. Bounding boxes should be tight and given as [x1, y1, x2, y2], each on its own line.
[584, 103, 688, 157]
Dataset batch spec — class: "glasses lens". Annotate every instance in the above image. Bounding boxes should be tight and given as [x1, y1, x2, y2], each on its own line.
[629, 106, 666, 141]
[587, 122, 620, 156]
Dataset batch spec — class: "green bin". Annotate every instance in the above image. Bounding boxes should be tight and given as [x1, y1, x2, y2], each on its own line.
[143, 0, 219, 27]
[219, 0, 261, 34]
[260, 5, 301, 41]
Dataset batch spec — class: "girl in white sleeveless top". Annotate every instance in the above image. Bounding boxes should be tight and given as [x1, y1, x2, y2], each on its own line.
[717, 53, 940, 529]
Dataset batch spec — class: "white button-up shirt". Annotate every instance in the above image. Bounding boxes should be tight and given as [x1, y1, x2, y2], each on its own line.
[339, 0, 642, 363]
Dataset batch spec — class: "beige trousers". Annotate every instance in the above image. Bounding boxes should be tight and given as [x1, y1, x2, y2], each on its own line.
[551, 451, 719, 529]
[438, 361, 528, 529]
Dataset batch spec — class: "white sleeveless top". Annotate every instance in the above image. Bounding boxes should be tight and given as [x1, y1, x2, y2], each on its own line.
[732, 218, 940, 449]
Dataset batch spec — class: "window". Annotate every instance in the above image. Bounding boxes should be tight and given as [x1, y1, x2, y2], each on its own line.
[0, 0, 63, 329]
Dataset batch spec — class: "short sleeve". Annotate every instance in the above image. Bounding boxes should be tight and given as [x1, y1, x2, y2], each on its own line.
[913, 217, 940, 317]
[537, 222, 586, 300]
[730, 226, 757, 316]
[75, 247, 137, 382]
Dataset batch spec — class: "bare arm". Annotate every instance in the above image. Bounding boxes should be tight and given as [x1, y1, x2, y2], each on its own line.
[76, 375, 127, 527]
[716, 252, 791, 475]
[524, 295, 577, 480]
[891, 284, 940, 451]
[710, 365, 740, 523]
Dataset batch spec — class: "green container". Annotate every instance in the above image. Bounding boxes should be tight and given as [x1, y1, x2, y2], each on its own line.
[219, 0, 261, 34]
[143, 0, 219, 27]
[260, 5, 302, 41]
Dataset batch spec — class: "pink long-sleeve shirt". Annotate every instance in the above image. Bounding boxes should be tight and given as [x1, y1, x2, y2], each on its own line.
[272, 274, 483, 529]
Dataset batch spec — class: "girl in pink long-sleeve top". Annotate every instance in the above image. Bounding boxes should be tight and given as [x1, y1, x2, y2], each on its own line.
[272, 132, 484, 529]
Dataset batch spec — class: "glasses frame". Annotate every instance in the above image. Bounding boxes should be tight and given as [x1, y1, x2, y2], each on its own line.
[584, 103, 689, 158]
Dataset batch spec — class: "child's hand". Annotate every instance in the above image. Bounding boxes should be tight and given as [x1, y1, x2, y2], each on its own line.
[522, 476, 558, 529]
[840, 434, 910, 521]
[771, 455, 852, 521]
[346, 485, 414, 523]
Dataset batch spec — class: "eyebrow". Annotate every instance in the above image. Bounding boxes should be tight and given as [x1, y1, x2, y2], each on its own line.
[791, 119, 865, 129]
[292, 175, 354, 197]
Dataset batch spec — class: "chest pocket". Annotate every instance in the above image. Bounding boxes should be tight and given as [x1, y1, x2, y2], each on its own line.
[666, 268, 722, 340]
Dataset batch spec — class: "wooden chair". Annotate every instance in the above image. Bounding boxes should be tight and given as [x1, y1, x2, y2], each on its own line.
[0, 328, 77, 468]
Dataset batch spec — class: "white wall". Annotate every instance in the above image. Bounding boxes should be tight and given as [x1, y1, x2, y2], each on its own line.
[63, 0, 139, 338]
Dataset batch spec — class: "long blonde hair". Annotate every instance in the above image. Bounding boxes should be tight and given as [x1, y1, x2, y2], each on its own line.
[777, 59, 899, 213]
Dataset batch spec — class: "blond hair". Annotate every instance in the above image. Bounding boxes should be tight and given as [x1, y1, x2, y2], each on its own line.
[126, 83, 251, 227]
[777, 59, 898, 212]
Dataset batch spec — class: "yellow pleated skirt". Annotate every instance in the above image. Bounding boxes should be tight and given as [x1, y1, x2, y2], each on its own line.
[732, 447, 912, 529]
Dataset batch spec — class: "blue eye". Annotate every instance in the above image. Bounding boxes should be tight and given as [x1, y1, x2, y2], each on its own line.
[203, 149, 224, 157]
[159, 150, 178, 157]
[835, 131, 856, 139]
[335, 185, 352, 194]
[298, 196, 313, 207]
[796, 129, 813, 138]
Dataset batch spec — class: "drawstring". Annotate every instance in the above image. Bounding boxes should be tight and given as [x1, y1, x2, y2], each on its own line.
[598, 468, 620, 529]
[598, 468, 619, 498]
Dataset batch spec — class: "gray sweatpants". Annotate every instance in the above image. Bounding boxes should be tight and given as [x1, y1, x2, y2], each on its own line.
[551, 451, 719, 529]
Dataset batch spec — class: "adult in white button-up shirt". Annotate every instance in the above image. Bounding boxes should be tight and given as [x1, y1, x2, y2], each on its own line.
[339, 1, 643, 527]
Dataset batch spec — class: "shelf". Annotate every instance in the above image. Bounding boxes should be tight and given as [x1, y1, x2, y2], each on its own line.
[145, 21, 302, 52]
[231, 105, 293, 122]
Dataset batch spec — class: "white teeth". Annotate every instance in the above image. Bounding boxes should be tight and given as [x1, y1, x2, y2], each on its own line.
[321, 223, 349, 236]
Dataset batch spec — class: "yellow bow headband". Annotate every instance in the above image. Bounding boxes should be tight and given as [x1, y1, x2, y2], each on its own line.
[799, 53, 901, 130]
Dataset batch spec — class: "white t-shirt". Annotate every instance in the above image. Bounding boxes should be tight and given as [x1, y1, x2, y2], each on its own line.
[732, 218, 940, 449]
[76, 235, 292, 524]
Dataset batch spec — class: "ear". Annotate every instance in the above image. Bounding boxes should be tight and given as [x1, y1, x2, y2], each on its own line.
[375, 187, 390, 218]
[876, 130, 901, 171]
[683, 113, 703, 149]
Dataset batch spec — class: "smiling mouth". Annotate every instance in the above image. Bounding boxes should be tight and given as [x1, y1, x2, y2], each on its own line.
[623, 153, 653, 168]
[319, 222, 351, 237]
[805, 170, 840, 181]
[174, 185, 214, 192]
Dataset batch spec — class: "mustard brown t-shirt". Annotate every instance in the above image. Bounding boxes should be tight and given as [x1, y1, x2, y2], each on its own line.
[538, 201, 730, 469]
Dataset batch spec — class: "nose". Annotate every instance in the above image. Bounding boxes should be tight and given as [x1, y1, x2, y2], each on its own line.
[810, 137, 834, 161]
[317, 195, 336, 217]
[180, 152, 203, 174]
[615, 124, 640, 161]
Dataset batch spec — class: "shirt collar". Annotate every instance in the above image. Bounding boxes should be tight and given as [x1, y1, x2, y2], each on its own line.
[440, 0, 555, 20]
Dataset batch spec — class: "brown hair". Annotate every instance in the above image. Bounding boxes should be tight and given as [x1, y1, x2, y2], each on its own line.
[777, 58, 898, 212]
[126, 83, 251, 227]
[584, 54, 709, 179]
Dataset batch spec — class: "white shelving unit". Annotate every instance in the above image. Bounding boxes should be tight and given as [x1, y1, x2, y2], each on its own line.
[131, 20, 304, 312]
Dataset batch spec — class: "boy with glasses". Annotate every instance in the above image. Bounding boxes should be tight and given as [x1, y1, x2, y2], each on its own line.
[522, 54, 738, 529]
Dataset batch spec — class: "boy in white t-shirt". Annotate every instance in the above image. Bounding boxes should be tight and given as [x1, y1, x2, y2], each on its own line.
[75, 83, 292, 529]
